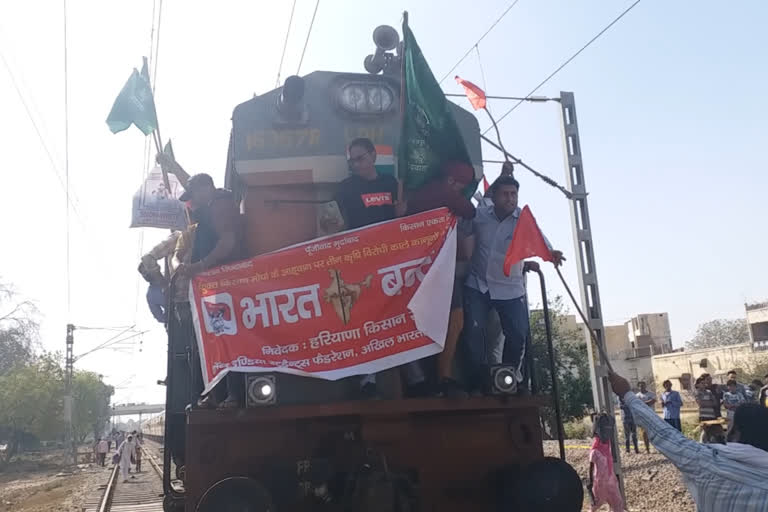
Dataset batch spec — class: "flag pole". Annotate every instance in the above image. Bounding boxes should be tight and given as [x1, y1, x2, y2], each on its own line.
[482, 106, 511, 165]
[396, 11, 409, 204]
[146, 84, 169, 194]
[555, 266, 614, 372]
[480, 134, 573, 199]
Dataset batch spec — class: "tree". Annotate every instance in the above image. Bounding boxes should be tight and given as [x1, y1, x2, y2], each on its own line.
[529, 296, 593, 436]
[71, 371, 115, 444]
[685, 318, 749, 350]
[0, 354, 64, 469]
[0, 281, 38, 375]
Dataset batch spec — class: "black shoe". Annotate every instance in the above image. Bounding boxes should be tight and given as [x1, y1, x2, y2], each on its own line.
[360, 382, 379, 400]
[438, 378, 468, 399]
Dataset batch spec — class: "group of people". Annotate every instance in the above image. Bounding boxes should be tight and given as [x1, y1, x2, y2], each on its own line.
[93, 430, 144, 482]
[617, 370, 768, 455]
[605, 370, 768, 511]
[695, 370, 768, 424]
[327, 138, 563, 397]
[141, 137, 563, 405]
[499, 367, 768, 512]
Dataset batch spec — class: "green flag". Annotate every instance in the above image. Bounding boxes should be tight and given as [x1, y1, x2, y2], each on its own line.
[106, 57, 158, 135]
[398, 19, 476, 195]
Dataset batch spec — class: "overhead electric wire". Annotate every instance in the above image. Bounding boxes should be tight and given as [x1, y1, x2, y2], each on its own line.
[297, 0, 320, 75]
[475, 45, 488, 91]
[134, 0, 164, 325]
[438, 0, 521, 85]
[275, 0, 298, 88]
[75, 325, 137, 331]
[63, 0, 71, 315]
[151, 0, 163, 95]
[74, 325, 137, 361]
[0, 48, 83, 222]
[483, 0, 642, 135]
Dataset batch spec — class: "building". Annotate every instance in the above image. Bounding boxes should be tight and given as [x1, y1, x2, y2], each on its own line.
[746, 301, 768, 352]
[652, 343, 755, 392]
[602, 313, 675, 388]
[625, 313, 673, 357]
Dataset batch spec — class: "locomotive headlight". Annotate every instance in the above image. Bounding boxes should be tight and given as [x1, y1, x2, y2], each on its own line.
[246, 375, 277, 407]
[490, 365, 517, 395]
[337, 82, 396, 114]
[340, 85, 367, 112]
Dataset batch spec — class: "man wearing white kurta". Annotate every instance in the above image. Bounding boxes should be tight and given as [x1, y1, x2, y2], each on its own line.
[117, 434, 137, 483]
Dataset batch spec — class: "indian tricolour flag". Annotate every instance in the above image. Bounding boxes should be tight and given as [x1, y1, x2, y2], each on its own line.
[375, 145, 395, 177]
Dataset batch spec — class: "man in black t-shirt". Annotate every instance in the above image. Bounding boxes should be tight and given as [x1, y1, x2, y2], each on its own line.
[330, 138, 405, 230]
[327, 138, 425, 398]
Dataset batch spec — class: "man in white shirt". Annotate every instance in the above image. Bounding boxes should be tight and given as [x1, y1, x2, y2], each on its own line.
[461, 175, 563, 393]
[635, 381, 656, 453]
[609, 371, 768, 511]
[95, 438, 108, 467]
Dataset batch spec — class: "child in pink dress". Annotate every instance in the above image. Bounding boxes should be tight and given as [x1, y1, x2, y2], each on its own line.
[588, 413, 624, 511]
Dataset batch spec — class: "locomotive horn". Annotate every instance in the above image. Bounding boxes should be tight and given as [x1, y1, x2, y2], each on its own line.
[372, 25, 399, 51]
[364, 25, 400, 75]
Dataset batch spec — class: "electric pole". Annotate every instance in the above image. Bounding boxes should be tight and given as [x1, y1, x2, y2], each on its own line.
[64, 323, 75, 465]
[558, 91, 624, 499]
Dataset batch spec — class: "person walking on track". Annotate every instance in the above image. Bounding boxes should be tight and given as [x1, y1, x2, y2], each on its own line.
[117, 434, 137, 483]
[96, 438, 108, 467]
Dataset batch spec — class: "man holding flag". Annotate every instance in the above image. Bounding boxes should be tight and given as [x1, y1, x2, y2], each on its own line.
[461, 175, 564, 394]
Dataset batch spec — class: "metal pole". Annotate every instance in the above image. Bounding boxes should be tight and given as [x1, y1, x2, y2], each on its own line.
[534, 269, 565, 460]
[558, 91, 624, 499]
[64, 324, 75, 465]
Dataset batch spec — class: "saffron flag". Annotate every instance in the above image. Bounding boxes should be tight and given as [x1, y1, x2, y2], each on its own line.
[455, 76, 487, 110]
[503, 205, 553, 276]
[482, 175, 490, 193]
[106, 57, 158, 135]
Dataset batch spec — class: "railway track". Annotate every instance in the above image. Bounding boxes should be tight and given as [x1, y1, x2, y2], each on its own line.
[83, 440, 165, 512]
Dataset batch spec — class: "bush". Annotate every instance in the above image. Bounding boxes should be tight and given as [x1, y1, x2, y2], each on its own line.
[681, 420, 699, 441]
[562, 418, 591, 439]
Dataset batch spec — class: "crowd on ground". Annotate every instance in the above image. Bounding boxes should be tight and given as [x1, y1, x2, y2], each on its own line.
[618, 369, 768, 453]
[493, 368, 768, 511]
[92, 430, 144, 483]
[139, 137, 563, 408]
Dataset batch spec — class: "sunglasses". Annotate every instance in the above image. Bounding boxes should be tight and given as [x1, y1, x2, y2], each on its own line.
[348, 151, 371, 164]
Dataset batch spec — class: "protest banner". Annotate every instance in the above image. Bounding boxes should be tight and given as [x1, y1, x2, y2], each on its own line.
[130, 166, 187, 230]
[189, 208, 456, 393]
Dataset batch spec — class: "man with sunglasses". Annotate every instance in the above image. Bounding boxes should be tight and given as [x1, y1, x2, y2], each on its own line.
[332, 138, 406, 230]
[331, 138, 422, 398]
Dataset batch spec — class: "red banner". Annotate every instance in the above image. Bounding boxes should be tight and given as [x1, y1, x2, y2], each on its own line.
[190, 208, 457, 393]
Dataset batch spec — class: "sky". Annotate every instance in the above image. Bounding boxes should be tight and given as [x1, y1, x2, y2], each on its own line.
[1, 0, 766, 405]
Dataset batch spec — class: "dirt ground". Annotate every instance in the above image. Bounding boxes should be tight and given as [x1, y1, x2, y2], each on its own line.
[0, 449, 110, 512]
[544, 440, 695, 512]
[1, 442, 695, 511]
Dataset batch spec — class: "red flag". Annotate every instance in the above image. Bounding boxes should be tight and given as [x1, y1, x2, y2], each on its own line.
[503, 205, 553, 276]
[482, 175, 490, 193]
[455, 76, 487, 110]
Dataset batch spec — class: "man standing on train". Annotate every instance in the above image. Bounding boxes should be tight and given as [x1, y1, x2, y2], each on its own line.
[460, 173, 564, 394]
[156, 153, 245, 408]
[324, 137, 428, 398]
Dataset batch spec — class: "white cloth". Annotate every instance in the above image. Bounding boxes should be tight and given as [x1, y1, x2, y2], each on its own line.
[97, 440, 108, 454]
[118, 439, 136, 481]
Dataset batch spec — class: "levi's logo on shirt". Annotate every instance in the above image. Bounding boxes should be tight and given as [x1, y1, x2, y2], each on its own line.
[361, 192, 393, 207]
